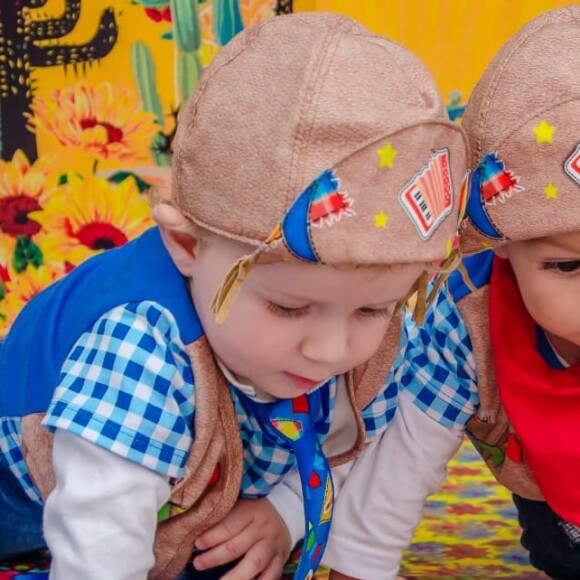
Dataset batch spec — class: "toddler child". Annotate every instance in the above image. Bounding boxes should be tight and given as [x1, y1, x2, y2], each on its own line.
[0, 12, 470, 580]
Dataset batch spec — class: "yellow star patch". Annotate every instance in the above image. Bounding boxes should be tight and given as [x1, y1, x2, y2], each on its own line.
[377, 142, 397, 168]
[544, 183, 558, 199]
[532, 119, 555, 144]
[374, 210, 389, 228]
[481, 242, 493, 250]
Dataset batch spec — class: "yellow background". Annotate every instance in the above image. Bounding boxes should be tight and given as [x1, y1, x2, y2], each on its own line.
[296, 0, 579, 104]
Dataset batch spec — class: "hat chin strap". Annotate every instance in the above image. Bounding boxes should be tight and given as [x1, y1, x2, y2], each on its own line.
[209, 254, 255, 324]
[409, 246, 464, 326]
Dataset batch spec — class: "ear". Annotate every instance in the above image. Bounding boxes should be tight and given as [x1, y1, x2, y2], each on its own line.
[493, 244, 509, 259]
[153, 203, 199, 277]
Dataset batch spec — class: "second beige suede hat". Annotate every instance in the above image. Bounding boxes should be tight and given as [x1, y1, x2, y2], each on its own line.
[461, 6, 580, 254]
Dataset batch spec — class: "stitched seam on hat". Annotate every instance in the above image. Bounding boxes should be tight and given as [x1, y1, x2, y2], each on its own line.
[333, 119, 466, 168]
[184, 18, 280, 124]
[352, 32, 437, 112]
[285, 16, 352, 208]
[493, 95, 580, 154]
[174, 20, 277, 201]
[474, 12, 580, 159]
[290, 20, 352, 264]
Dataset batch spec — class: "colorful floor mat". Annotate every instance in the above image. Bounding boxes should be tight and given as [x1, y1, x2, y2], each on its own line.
[398, 439, 547, 579]
[0, 439, 547, 579]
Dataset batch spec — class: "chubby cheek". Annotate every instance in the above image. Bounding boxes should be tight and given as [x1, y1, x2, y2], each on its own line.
[350, 318, 393, 366]
[523, 285, 578, 340]
[219, 310, 295, 369]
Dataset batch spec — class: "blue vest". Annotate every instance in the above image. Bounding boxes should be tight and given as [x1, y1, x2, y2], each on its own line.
[0, 228, 202, 416]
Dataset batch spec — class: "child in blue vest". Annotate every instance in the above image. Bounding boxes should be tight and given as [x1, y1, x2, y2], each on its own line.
[324, 7, 580, 580]
[0, 13, 472, 580]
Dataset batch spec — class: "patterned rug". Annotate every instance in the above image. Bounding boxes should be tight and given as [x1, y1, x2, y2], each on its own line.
[398, 439, 546, 579]
[0, 440, 546, 579]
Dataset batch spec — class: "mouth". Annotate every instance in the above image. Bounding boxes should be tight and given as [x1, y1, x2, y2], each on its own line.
[284, 372, 325, 391]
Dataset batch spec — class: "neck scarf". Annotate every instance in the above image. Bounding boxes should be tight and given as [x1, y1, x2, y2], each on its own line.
[250, 388, 333, 580]
[489, 256, 580, 525]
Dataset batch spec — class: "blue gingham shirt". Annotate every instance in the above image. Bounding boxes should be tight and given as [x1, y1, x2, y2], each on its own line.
[1, 288, 479, 506]
[396, 284, 479, 427]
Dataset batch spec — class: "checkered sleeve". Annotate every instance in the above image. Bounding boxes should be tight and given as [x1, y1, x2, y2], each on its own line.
[360, 377, 398, 440]
[42, 301, 195, 479]
[396, 285, 479, 429]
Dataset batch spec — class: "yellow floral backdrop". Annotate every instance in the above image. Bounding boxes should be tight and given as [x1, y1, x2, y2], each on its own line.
[0, 0, 577, 333]
[0, 0, 290, 334]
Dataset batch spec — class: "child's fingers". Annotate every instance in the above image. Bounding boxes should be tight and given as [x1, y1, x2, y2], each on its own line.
[218, 543, 275, 580]
[195, 507, 253, 550]
[256, 553, 287, 580]
[193, 527, 255, 570]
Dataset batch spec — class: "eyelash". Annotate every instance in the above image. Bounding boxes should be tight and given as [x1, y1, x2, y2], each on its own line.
[266, 302, 392, 319]
[266, 302, 309, 318]
[357, 307, 392, 319]
[542, 260, 580, 273]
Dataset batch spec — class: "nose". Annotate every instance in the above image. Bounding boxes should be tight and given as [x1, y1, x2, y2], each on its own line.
[300, 318, 349, 367]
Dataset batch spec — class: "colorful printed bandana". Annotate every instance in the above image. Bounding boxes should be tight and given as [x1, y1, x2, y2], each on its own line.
[248, 388, 334, 580]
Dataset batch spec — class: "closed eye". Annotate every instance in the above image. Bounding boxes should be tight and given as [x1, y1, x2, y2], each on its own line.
[266, 301, 310, 318]
[357, 306, 392, 319]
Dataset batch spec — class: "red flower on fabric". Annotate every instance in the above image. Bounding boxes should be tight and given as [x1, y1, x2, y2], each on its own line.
[73, 222, 128, 251]
[0, 195, 42, 237]
[145, 6, 172, 22]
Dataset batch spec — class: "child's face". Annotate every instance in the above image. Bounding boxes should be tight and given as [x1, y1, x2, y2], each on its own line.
[189, 237, 425, 399]
[499, 231, 580, 365]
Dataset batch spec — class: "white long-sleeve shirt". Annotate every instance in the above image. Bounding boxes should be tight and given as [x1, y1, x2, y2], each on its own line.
[322, 389, 463, 579]
[46, 430, 170, 580]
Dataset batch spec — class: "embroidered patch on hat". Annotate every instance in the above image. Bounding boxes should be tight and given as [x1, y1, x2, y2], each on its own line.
[399, 148, 453, 240]
[279, 169, 355, 263]
[374, 210, 388, 228]
[464, 151, 520, 240]
[478, 152, 523, 205]
[308, 174, 355, 228]
[544, 183, 558, 199]
[565, 144, 580, 186]
[532, 119, 556, 144]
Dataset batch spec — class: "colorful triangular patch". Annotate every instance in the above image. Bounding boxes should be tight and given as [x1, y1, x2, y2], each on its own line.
[270, 418, 304, 441]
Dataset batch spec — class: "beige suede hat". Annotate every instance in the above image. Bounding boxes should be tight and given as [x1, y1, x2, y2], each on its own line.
[461, 6, 580, 254]
[171, 12, 469, 321]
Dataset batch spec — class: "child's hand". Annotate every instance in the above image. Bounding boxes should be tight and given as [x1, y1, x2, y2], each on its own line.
[193, 497, 292, 579]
